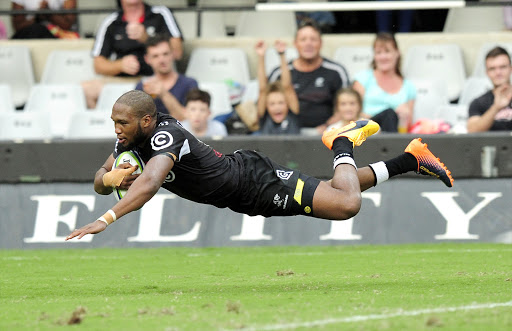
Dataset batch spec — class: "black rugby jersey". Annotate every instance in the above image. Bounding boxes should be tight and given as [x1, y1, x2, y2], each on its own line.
[92, 4, 182, 76]
[113, 113, 242, 208]
[268, 58, 350, 128]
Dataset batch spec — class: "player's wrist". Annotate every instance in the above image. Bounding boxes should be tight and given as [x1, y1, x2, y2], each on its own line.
[97, 209, 117, 226]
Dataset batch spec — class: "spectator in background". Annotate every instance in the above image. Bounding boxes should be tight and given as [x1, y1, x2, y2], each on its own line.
[11, 0, 78, 39]
[254, 40, 300, 135]
[353, 32, 415, 133]
[81, 0, 183, 109]
[135, 34, 197, 120]
[467, 46, 512, 132]
[326, 87, 363, 131]
[268, 19, 350, 134]
[180, 89, 228, 138]
[376, 0, 414, 33]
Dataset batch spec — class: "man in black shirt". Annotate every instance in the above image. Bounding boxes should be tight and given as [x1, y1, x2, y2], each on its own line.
[467, 46, 512, 132]
[268, 20, 350, 133]
[66, 90, 453, 240]
[82, 0, 182, 109]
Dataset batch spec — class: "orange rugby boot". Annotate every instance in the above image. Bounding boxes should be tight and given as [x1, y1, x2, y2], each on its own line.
[405, 138, 454, 187]
[322, 120, 380, 149]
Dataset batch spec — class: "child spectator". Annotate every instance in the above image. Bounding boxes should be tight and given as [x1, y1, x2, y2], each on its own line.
[326, 87, 363, 131]
[180, 89, 227, 138]
[255, 40, 300, 135]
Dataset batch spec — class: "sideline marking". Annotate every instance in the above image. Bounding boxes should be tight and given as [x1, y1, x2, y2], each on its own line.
[238, 301, 512, 331]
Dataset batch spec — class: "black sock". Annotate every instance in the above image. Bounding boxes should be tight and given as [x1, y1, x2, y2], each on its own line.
[332, 137, 353, 159]
[384, 153, 418, 178]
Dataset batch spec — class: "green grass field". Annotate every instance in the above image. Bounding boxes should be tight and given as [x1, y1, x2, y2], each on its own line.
[1, 243, 511, 330]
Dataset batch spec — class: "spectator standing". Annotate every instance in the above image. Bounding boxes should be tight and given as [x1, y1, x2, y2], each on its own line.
[255, 40, 300, 135]
[353, 32, 415, 132]
[180, 89, 228, 138]
[11, 0, 78, 39]
[326, 87, 363, 131]
[135, 34, 197, 120]
[268, 20, 350, 134]
[467, 46, 512, 132]
[82, 0, 183, 109]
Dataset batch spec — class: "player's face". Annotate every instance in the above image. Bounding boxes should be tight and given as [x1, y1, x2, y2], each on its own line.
[111, 103, 147, 148]
[186, 100, 210, 132]
[486, 54, 512, 88]
[373, 41, 400, 73]
[336, 93, 361, 122]
[294, 26, 322, 61]
[145, 41, 174, 75]
[266, 91, 288, 124]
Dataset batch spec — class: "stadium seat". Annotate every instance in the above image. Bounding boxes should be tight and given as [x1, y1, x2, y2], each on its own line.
[24, 84, 88, 138]
[410, 79, 450, 123]
[0, 111, 52, 141]
[235, 11, 297, 37]
[241, 80, 259, 103]
[96, 83, 136, 111]
[186, 48, 251, 86]
[333, 46, 373, 79]
[0, 46, 35, 108]
[25, 84, 87, 112]
[198, 82, 233, 118]
[66, 111, 116, 140]
[41, 50, 100, 84]
[436, 104, 469, 134]
[264, 47, 299, 76]
[403, 44, 466, 102]
[0, 84, 15, 112]
[174, 11, 226, 39]
[458, 77, 493, 106]
[443, 7, 506, 33]
[197, 0, 257, 34]
[471, 42, 512, 78]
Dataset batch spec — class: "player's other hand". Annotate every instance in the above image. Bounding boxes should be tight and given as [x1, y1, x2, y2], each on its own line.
[65, 220, 107, 241]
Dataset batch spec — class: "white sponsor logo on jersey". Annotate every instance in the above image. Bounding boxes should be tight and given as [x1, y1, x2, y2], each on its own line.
[151, 131, 173, 151]
[164, 171, 176, 183]
[276, 170, 293, 180]
[315, 77, 325, 87]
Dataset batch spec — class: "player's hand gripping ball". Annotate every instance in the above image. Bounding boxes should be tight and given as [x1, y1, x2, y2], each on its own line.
[113, 151, 144, 201]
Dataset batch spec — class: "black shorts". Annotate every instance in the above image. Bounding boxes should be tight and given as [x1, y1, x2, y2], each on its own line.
[230, 150, 321, 217]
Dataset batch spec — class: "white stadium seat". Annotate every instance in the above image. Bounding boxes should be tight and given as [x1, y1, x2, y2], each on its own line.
[24, 84, 87, 112]
[0, 46, 35, 108]
[199, 82, 233, 118]
[0, 84, 15, 112]
[235, 11, 297, 37]
[333, 46, 373, 79]
[41, 50, 99, 84]
[66, 111, 116, 140]
[186, 48, 251, 86]
[241, 80, 259, 103]
[264, 47, 299, 76]
[458, 77, 493, 106]
[443, 7, 506, 33]
[436, 104, 468, 134]
[0, 112, 52, 141]
[96, 83, 136, 111]
[403, 44, 466, 102]
[410, 79, 450, 123]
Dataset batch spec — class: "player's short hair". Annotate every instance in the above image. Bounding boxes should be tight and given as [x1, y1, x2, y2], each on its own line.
[485, 46, 511, 64]
[185, 89, 211, 107]
[116, 90, 157, 118]
[371, 32, 402, 78]
[296, 18, 322, 39]
[145, 34, 172, 53]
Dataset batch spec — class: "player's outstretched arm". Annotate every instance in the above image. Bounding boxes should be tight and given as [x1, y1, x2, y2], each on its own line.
[66, 155, 174, 241]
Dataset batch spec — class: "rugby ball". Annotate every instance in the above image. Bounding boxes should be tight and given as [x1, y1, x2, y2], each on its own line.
[113, 151, 144, 201]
